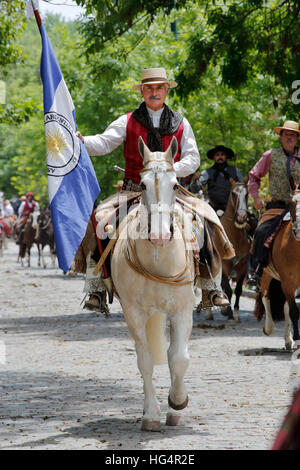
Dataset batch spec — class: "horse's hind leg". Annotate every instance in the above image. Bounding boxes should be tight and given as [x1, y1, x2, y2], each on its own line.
[284, 302, 293, 350]
[167, 312, 193, 426]
[288, 300, 300, 344]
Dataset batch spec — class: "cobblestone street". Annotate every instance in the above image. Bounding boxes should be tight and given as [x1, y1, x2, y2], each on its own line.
[0, 241, 298, 450]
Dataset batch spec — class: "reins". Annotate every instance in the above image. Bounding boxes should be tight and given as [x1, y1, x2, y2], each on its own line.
[125, 233, 193, 287]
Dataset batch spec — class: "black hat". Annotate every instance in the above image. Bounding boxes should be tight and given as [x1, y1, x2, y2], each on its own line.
[207, 145, 235, 160]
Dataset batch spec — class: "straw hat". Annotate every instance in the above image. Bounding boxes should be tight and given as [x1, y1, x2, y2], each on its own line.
[132, 68, 177, 91]
[274, 120, 300, 138]
[207, 145, 235, 160]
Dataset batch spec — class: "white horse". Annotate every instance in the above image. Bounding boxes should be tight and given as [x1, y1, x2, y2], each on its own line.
[111, 136, 197, 431]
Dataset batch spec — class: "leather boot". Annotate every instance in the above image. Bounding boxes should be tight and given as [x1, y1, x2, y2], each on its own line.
[201, 289, 230, 309]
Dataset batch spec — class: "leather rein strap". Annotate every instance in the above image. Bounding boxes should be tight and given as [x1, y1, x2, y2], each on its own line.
[125, 241, 193, 286]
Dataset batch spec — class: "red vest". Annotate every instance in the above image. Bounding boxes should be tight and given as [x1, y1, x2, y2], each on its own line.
[22, 200, 36, 215]
[123, 112, 184, 184]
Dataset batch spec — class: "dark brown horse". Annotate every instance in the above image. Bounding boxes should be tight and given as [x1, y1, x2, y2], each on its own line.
[18, 211, 40, 267]
[220, 180, 251, 322]
[254, 191, 300, 350]
[36, 209, 56, 268]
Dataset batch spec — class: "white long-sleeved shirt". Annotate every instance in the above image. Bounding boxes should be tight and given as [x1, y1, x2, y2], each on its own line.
[18, 200, 40, 218]
[83, 107, 200, 178]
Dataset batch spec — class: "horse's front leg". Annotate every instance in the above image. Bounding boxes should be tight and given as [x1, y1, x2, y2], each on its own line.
[27, 247, 31, 268]
[135, 333, 161, 431]
[221, 274, 234, 320]
[167, 311, 193, 426]
[36, 243, 41, 267]
[41, 247, 46, 268]
[233, 272, 246, 323]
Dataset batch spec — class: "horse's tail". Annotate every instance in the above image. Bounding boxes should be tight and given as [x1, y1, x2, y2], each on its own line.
[269, 279, 285, 321]
[253, 279, 285, 322]
[146, 313, 168, 365]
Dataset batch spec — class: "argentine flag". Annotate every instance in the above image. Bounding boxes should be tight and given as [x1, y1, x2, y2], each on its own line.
[40, 21, 100, 272]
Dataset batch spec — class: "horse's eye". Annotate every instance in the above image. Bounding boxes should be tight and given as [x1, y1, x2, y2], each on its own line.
[140, 182, 146, 191]
[173, 184, 178, 191]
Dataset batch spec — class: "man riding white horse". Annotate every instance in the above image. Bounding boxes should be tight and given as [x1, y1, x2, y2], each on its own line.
[75, 67, 235, 312]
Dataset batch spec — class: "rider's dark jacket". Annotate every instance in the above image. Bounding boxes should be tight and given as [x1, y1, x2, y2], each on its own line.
[194, 163, 244, 209]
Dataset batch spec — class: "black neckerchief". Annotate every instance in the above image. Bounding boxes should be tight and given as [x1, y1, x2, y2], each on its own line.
[132, 102, 183, 152]
[212, 162, 231, 181]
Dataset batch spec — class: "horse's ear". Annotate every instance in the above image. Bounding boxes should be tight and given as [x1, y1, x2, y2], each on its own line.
[229, 177, 236, 186]
[138, 136, 145, 159]
[138, 136, 152, 166]
[166, 136, 178, 164]
[244, 176, 249, 185]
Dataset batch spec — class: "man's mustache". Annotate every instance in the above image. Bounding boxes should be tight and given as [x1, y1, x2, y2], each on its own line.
[150, 96, 161, 100]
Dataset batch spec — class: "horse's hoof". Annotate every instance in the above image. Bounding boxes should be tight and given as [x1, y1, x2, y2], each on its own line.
[166, 413, 184, 426]
[263, 326, 274, 336]
[141, 419, 161, 432]
[285, 341, 294, 351]
[168, 394, 188, 411]
[205, 310, 214, 320]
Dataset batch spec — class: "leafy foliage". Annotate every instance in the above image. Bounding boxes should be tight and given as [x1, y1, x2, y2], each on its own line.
[175, 0, 300, 117]
[76, 0, 188, 55]
[0, 0, 37, 124]
[0, 1, 297, 206]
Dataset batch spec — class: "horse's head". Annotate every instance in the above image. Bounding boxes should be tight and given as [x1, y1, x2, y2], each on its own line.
[31, 209, 40, 230]
[228, 179, 248, 228]
[290, 190, 300, 240]
[138, 136, 178, 246]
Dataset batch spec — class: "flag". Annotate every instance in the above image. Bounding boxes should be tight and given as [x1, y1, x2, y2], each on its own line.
[40, 21, 100, 272]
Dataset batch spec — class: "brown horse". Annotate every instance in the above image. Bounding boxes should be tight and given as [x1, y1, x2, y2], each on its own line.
[220, 180, 251, 322]
[18, 211, 40, 267]
[36, 209, 56, 268]
[254, 191, 300, 350]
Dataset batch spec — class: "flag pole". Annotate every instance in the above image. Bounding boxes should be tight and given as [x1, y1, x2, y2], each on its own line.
[30, 0, 108, 294]
[31, 0, 42, 33]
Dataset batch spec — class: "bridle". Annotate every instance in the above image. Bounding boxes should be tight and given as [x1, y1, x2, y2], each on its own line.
[139, 162, 177, 217]
[223, 183, 248, 229]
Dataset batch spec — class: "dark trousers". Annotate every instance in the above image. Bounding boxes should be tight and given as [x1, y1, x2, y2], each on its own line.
[250, 201, 288, 273]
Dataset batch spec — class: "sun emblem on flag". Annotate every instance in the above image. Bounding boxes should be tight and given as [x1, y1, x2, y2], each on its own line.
[46, 128, 68, 161]
[44, 112, 80, 177]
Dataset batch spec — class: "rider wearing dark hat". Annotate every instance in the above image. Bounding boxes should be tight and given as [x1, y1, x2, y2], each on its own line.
[196, 145, 244, 212]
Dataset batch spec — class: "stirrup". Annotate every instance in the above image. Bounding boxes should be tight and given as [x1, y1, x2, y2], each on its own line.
[208, 290, 230, 308]
[83, 292, 110, 316]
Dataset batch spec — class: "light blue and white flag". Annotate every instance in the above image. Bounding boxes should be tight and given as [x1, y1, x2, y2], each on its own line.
[40, 21, 100, 272]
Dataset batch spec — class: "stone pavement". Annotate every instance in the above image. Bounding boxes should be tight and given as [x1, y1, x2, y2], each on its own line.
[0, 241, 299, 450]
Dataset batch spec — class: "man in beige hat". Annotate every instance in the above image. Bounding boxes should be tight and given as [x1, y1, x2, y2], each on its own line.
[247, 120, 300, 288]
[76, 67, 234, 312]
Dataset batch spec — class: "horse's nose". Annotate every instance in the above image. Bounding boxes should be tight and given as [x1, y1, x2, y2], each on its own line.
[236, 210, 247, 223]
